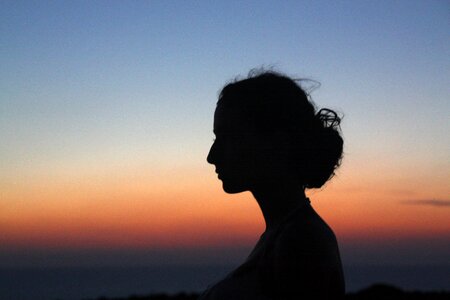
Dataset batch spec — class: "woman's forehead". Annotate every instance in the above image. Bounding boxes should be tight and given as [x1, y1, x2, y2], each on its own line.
[213, 104, 254, 134]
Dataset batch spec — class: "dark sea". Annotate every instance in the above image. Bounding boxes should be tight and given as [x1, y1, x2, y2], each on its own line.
[1, 264, 448, 300]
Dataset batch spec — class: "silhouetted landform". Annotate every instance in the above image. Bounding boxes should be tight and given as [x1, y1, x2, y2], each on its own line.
[346, 283, 450, 299]
[87, 284, 450, 300]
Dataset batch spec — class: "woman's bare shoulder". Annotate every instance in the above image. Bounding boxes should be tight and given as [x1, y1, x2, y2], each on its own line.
[276, 207, 339, 254]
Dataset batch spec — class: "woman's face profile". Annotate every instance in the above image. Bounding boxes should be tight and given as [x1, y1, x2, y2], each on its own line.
[207, 103, 259, 193]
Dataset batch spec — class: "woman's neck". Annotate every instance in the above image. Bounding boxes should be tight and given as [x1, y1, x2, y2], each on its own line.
[251, 181, 308, 231]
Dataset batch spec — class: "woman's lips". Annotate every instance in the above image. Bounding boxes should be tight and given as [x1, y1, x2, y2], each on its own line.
[215, 170, 225, 179]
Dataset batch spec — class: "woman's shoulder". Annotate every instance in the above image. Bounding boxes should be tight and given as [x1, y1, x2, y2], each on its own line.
[266, 205, 345, 299]
[276, 205, 339, 254]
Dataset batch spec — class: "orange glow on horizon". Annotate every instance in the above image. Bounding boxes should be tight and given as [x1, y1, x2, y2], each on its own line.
[1, 164, 449, 251]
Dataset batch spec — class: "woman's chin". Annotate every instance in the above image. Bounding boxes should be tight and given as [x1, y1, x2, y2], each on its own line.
[221, 181, 248, 194]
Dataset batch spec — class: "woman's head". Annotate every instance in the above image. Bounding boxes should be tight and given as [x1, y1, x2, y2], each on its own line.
[207, 70, 343, 193]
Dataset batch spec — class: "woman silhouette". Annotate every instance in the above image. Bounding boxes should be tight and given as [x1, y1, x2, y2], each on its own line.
[199, 71, 345, 299]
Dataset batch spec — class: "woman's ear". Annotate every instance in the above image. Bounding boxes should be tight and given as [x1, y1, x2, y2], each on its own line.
[253, 131, 293, 178]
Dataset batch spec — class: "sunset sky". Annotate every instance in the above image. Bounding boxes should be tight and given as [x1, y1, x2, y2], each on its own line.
[1, 1, 449, 268]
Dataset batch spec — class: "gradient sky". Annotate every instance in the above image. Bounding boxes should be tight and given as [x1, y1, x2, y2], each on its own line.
[1, 0, 449, 268]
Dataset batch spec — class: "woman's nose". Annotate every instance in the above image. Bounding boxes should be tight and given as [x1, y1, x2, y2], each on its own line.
[207, 142, 216, 165]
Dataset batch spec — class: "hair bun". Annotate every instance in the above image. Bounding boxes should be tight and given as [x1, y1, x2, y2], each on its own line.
[302, 108, 343, 189]
[316, 108, 341, 130]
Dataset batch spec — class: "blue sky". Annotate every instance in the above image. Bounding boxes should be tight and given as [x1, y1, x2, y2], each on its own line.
[2, 0, 448, 172]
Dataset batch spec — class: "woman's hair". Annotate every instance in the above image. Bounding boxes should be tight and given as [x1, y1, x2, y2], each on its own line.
[217, 70, 343, 189]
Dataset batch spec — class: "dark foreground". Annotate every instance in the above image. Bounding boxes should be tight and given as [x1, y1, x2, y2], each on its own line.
[90, 284, 450, 300]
